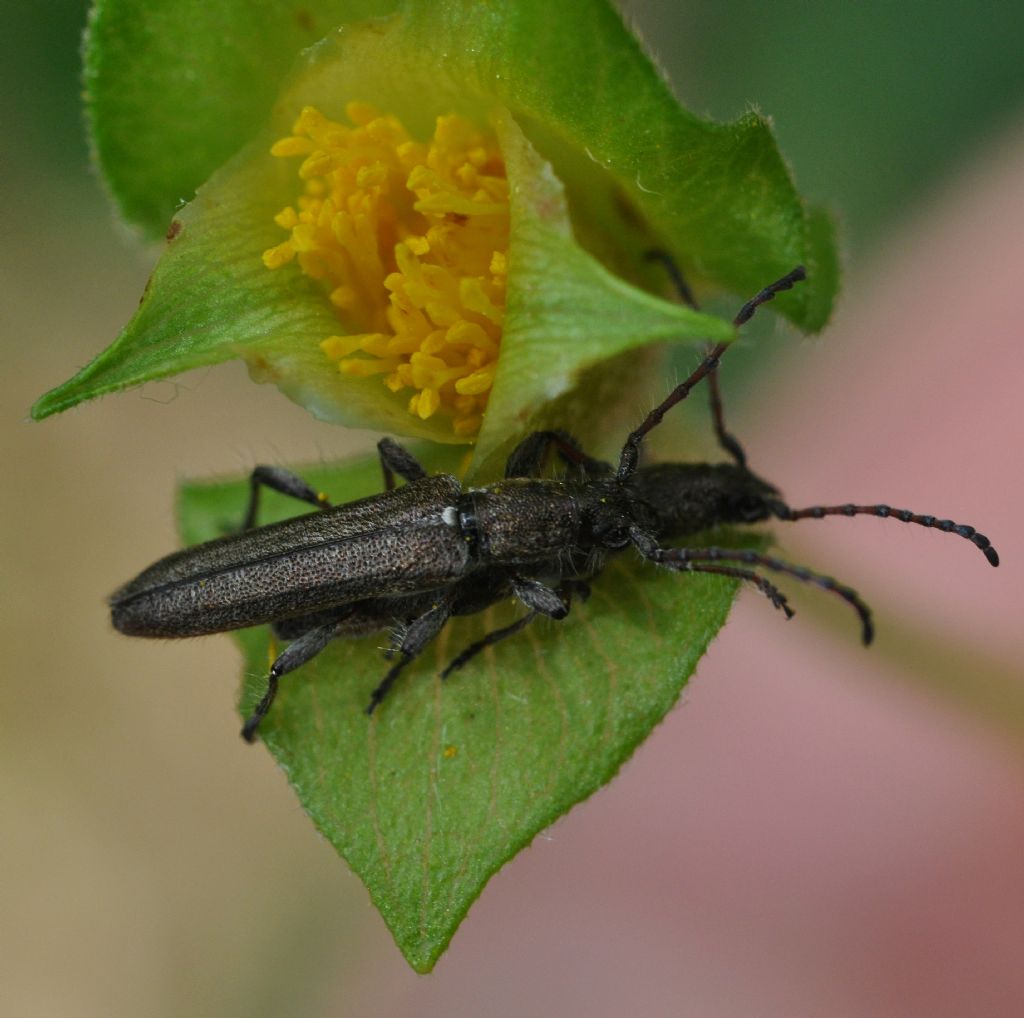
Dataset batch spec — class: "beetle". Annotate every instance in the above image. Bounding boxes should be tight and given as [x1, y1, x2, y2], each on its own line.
[109, 266, 999, 741]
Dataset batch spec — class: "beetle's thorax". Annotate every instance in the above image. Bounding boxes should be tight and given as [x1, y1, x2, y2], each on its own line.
[456, 478, 581, 563]
[569, 478, 655, 550]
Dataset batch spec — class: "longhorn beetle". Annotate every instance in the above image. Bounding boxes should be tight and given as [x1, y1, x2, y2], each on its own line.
[110, 265, 999, 742]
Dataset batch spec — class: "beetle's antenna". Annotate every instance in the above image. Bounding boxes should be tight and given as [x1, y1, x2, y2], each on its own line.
[776, 502, 1000, 566]
[616, 266, 806, 479]
[646, 249, 747, 466]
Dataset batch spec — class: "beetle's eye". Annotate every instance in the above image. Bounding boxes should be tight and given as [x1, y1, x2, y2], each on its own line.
[600, 522, 631, 548]
[737, 495, 767, 522]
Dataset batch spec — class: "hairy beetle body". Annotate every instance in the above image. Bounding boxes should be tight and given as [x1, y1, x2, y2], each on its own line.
[109, 266, 999, 741]
[111, 474, 468, 637]
[457, 479, 580, 561]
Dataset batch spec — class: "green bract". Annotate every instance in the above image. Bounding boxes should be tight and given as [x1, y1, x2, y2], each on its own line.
[37, 0, 840, 971]
[34, 0, 837, 449]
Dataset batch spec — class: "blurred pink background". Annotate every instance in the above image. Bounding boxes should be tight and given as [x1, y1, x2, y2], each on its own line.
[4, 5, 1024, 1016]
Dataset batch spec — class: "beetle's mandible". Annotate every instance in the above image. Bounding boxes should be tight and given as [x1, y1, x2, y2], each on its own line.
[109, 263, 1000, 742]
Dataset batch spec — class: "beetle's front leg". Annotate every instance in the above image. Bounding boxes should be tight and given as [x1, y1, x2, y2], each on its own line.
[377, 437, 427, 491]
[238, 465, 331, 531]
[366, 598, 452, 714]
[628, 526, 874, 644]
[241, 618, 342, 742]
[628, 526, 795, 623]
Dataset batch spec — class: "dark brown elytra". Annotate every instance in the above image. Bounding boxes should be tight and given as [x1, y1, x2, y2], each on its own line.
[108, 263, 999, 742]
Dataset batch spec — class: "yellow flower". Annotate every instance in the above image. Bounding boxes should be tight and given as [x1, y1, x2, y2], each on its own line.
[263, 103, 509, 437]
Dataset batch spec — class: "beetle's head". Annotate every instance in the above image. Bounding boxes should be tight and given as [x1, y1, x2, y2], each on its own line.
[625, 462, 788, 539]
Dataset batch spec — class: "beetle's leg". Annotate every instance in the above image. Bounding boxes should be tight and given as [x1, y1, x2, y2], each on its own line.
[238, 465, 330, 531]
[378, 437, 427, 491]
[366, 600, 452, 713]
[630, 527, 874, 645]
[561, 577, 592, 603]
[705, 368, 747, 467]
[271, 609, 345, 642]
[505, 430, 610, 479]
[442, 577, 588, 678]
[682, 547, 873, 643]
[646, 248, 747, 467]
[511, 577, 570, 619]
[676, 562, 794, 617]
[241, 619, 341, 742]
[441, 611, 538, 678]
[617, 266, 806, 479]
[644, 248, 698, 307]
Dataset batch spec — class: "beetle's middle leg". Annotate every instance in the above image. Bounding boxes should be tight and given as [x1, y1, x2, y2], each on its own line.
[366, 599, 452, 714]
[238, 465, 331, 531]
[510, 577, 571, 619]
[241, 618, 342, 742]
[440, 578, 590, 678]
[440, 611, 538, 679]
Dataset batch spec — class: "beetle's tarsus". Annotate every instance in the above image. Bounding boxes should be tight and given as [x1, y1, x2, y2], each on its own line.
[241, 716, 261, 743]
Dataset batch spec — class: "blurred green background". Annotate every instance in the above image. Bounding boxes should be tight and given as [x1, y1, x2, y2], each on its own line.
[4, 2, 1024, 1016]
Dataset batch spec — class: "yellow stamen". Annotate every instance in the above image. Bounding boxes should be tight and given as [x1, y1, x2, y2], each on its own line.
[265, 103, 509, 435]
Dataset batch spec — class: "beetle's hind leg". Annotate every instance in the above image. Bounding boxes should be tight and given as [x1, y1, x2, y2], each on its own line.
[241, 619, 341, 742]
[366, 600, 452, 714]
[236, 465, 331, 532]
[378, 437, 427, 491]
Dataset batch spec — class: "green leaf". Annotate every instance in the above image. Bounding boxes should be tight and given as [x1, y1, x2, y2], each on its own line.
[178, 448, 765, 971]
[40, 0, 838, 436]
[84, 0, 400, 237]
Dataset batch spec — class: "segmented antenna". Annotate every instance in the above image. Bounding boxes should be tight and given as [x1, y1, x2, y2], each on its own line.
[778, 502, 1000, 567]
[617, 266, 806, 479]
[645, 248, 747, 466]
